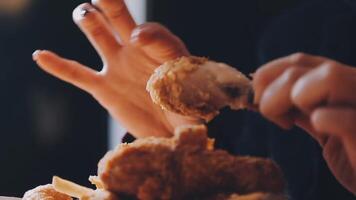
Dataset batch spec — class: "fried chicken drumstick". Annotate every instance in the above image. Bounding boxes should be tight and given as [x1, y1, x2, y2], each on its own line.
[147, 56, 253, 121]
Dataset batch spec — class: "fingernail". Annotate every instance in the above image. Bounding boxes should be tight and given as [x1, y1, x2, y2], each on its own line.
[32, 50, 42, 61]
[80, 7, 96, 17]
[80, 8, 90, 17]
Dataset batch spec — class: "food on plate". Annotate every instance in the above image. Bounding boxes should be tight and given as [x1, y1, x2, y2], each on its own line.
[98, 125, 285, 199]
[22, 184, 71, 200]
[52, 176, 94, 199]
[23, 125, 286, 200]
[23, 177, 118, 200]
[147, 56, 253, 121]
[208, 193, 286, 200]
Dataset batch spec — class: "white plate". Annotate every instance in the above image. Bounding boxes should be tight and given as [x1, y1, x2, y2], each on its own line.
[0, 197, 21, 200]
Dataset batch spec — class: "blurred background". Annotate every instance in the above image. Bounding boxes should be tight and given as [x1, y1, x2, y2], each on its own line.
[1, 0, 355, 197]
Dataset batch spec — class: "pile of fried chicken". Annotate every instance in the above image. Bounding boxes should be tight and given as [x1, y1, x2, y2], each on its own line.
[23, 57, 287, 200]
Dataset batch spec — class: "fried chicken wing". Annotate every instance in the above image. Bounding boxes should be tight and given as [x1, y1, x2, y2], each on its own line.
[98, 125, 286, 200]
[147, 56, 253, 121]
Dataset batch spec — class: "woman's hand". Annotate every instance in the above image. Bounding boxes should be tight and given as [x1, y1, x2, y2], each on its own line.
[253, 53, 356, 194]
[33, 0, 200, 138]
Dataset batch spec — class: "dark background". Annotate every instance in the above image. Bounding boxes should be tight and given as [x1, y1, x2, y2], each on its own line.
[0, 0, 355, 198]
[0, 0, 107, 196]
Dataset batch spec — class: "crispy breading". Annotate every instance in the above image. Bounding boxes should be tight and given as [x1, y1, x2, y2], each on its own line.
[98, 125, 285, 200]
[81, 189, 119, 200]
[209, 193, 286, 200]
[147, 56, 253, 121]
[22, 126, 285, 200]
[22, 184, 72, 200]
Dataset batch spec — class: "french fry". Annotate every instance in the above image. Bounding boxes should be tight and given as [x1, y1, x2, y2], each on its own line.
[52, 176, 94, 199]
[89, 175, 104, 189]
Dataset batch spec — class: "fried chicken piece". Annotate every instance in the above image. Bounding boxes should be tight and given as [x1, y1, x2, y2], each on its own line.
[147, 56, 253, 121]
[23, 178, 119, 200]
[207, 193, 286, 200]
[98, 137, 176, 200]
[81, 190, 119, 200]
[22, 184, 72, 200]
[98, 125, 285, 200]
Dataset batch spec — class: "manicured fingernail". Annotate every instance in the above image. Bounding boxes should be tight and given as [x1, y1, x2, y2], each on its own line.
[80, 8, 90, 17]
[32, 50, 42, 61]
[80, 7, 96, 17]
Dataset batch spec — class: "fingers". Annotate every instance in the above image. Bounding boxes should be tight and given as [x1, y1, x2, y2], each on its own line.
[73, 3, 120, 63]
[292, 63, 356, 113]
[33, 50, 101, 92]
[254, 53, 327, 103]
[259, 67, 309, 128]
[92, 0, 136, 43]
[311, 107, 356, 138]
[130, 23, 189, 63]
[311, 107, 356, 175]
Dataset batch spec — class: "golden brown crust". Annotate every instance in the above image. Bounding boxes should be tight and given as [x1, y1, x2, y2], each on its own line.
[98, 137, 176, 199]
[22, 184, 72, 200]
[98, 125, 285, 200]
[206, 193, 286, 200]
[147, 56, 217, 120]
[81, 189, 119, 200]
[147, 56, 252, 121]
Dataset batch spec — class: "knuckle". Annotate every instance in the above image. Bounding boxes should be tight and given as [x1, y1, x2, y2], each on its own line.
[66, 62, 82, 80]
[90, 74, 104, 89]
[90, 26, 108, 38]
[319, 62, 339, 82]
[133, 23, 155, 37]
[282, 67, 300, 82]
[143, 22, 165, 30]
[253, 68, 269, 87]
[132, 23, 167, 43]
[96, 0, 126, 17]
[107, 9, 125, 20]
[137, 23, 165, 36]
[289, 52, 307, 64]
[259, 92, 273, 116]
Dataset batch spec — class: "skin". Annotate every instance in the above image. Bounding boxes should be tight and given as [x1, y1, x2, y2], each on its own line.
[32, 0, 200, 138]
[253, 53, 356, 194]
[32, 0, 356, 195]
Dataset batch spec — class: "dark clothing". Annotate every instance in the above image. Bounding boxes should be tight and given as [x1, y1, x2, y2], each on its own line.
[208, 0, 356, 199]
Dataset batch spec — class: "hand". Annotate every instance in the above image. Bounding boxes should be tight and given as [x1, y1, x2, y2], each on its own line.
[253, 53, 356, 194]
[32, 0, 200, 138]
